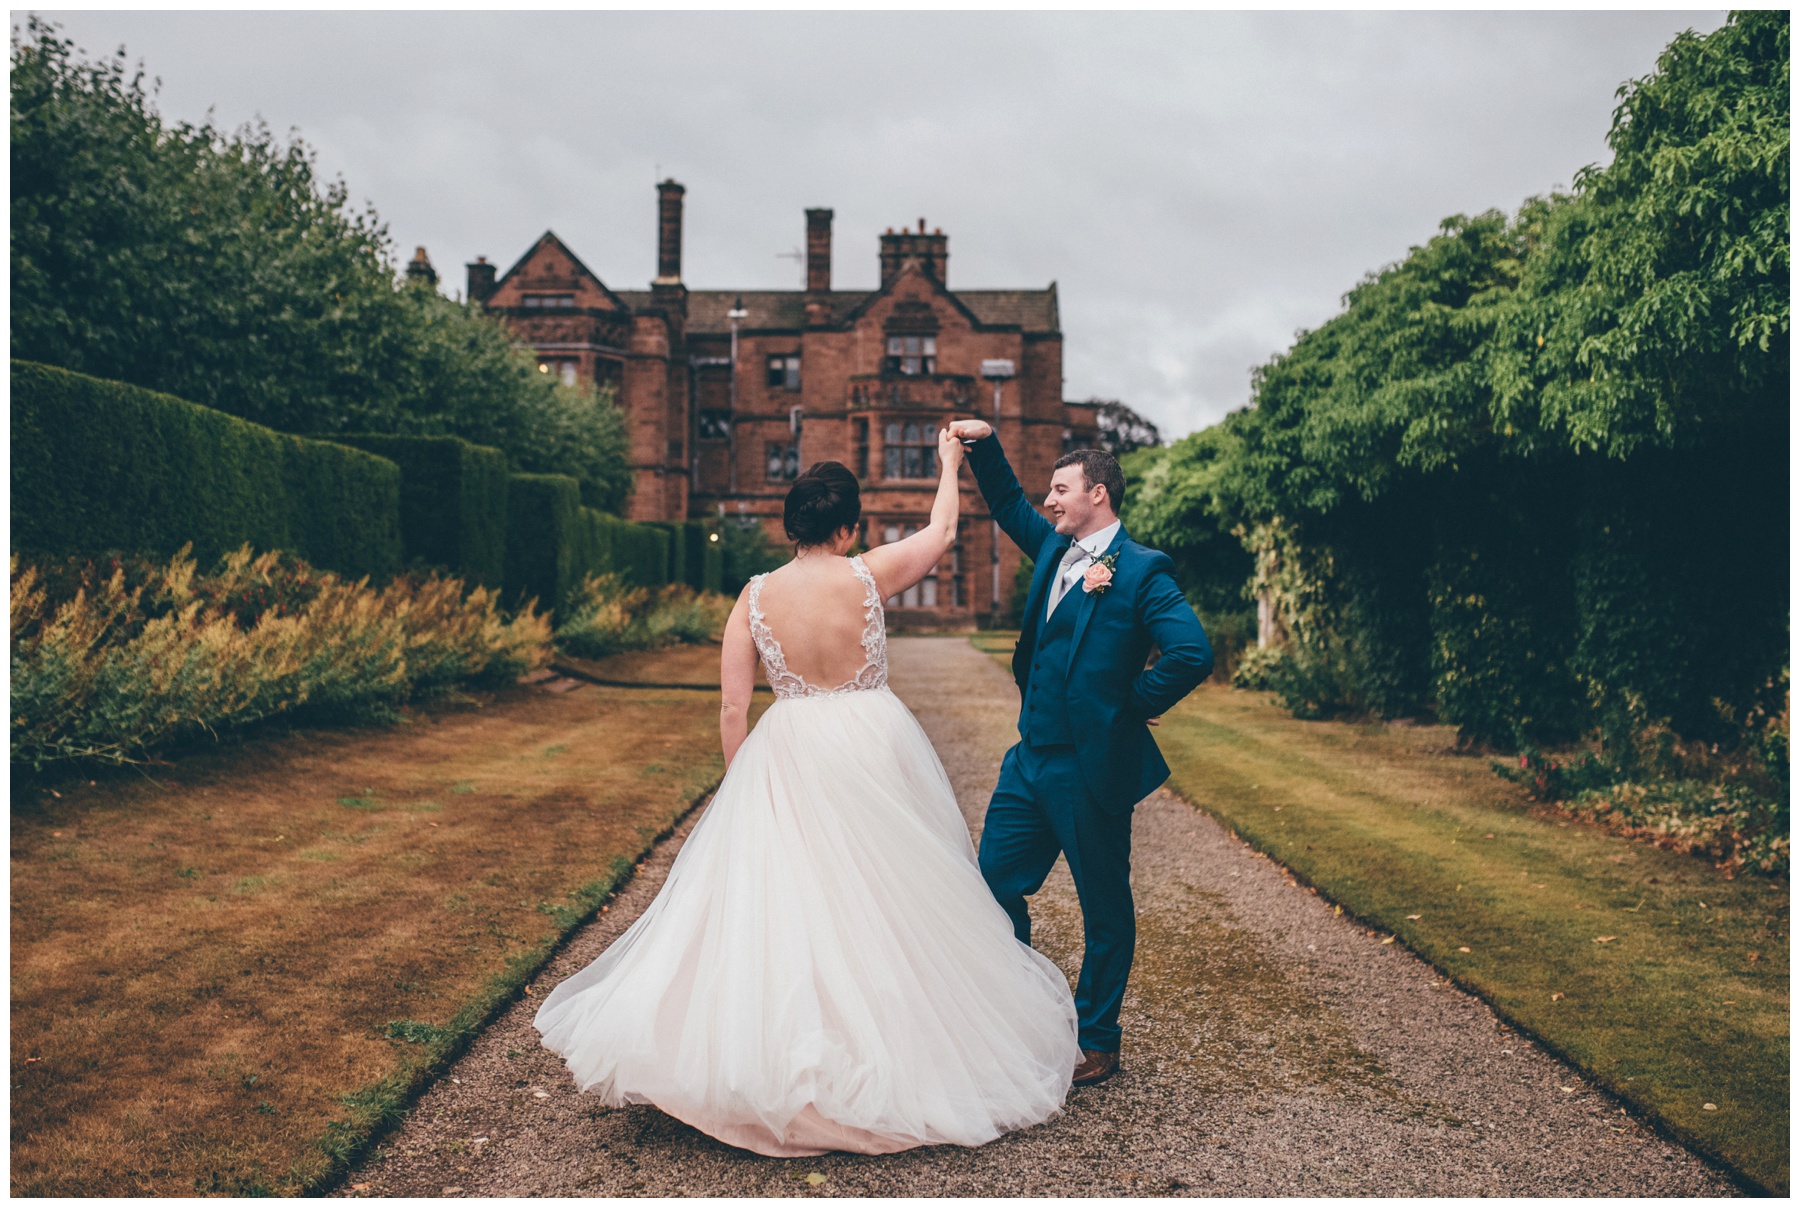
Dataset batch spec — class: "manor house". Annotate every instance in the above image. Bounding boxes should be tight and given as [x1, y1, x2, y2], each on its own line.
[466, 180, 1098, 625]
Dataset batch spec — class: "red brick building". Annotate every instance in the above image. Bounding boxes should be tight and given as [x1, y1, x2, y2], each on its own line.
[470, 180, 1099, 626]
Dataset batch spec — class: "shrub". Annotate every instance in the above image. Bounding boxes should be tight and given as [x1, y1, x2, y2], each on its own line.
[11, 361, 402, 579]
[684, 522, 725, 594]
[322, 435, 509, 588]
[503, 474, 581, 613]
[553, 574, 732, 661]
[717, 519, 788, 594]
[10, 545, 549, 771]
[608, 518, 670, 590]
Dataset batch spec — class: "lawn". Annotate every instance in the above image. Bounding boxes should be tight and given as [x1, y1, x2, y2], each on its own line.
[971, 632, 1788, 1194]
[11, 647, 760, 1197]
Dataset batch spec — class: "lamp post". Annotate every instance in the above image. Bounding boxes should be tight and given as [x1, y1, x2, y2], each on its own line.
[726, 295, 748, 496]
[979, 358, 1016, 617]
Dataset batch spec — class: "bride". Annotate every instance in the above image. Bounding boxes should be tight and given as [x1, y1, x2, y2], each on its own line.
[534, 427, 1081, 1157]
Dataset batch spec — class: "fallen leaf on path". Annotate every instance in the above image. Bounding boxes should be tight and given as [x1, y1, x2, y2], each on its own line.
[1747, 951, 1760, 963]
[1406, 914, 1421, 920]
[1703, 1103, 1717, 1111]
[1333, 905, 1342, 916]
[803, 1172, 828, 1186]
[1381, 936, 1396, 945]
[1560, 1086, 1575, 1093]
[1551, 992, 1564, 1001]
[1458, 946, 1471, 953]
[352, 1184, 370, 1192]
[1593, 936, 1616, 944]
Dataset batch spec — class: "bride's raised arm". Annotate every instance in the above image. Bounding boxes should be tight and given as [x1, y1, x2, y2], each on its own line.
[862, 427, 963, 601]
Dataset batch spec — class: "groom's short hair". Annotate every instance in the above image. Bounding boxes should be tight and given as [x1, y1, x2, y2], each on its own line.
[1053, 448, 1126, 513]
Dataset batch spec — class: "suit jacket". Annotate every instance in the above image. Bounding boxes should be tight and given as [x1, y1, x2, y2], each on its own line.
[967, 433, 1214, 813]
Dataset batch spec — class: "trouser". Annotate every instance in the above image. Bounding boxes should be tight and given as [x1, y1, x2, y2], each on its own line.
[977, 739, 1135, 1053]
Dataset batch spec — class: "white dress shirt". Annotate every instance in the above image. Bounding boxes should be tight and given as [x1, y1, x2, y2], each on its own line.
[1046, 519, 1121, 619]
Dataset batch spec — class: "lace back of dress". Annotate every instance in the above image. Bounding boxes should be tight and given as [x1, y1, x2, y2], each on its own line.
[748, 555, 887, 700]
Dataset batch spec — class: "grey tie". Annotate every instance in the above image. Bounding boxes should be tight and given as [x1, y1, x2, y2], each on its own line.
[1046, 542, 1087, 618]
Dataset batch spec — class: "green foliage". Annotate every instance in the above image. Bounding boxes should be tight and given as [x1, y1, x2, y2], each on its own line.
[10, 545, 551, 771]
[502, 474, 674, 616]
[323, 435, 509, 588]
[1120, 428, 1256, 617]
[684, 522, 726, 594]
[1197, 14, 1787, 790]
[12, 360, 402, 580]
[503, 475, 580, 613]
[553, 574, 732, 661]
[9, 19, 631, 510]
[716, 519, 789, 594]
[1489, 10, 1790, 458]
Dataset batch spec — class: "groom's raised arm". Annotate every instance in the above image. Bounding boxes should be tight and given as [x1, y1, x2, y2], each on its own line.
[963, 433, 1056, 555]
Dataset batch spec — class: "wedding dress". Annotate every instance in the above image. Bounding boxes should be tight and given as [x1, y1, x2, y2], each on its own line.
[534, 554, 1080, 1156]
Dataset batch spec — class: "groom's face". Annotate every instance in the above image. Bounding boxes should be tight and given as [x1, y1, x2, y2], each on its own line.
[1044, 465, 1107, 537]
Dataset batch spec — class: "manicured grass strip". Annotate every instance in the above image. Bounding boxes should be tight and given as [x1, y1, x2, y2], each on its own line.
[294, 812, 701, 1193]
[1152, 680, 1788, 1195]
[11, 654, 754, 1197]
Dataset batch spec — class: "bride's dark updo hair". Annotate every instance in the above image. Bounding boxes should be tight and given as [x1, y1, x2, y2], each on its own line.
[783, 461, 861, 547]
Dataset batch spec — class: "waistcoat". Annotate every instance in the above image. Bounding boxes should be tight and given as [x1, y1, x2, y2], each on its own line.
[1021, 583, 1082, 745]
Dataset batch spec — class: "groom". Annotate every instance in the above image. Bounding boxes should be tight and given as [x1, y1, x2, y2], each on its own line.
[949, 420, 1213, 1087]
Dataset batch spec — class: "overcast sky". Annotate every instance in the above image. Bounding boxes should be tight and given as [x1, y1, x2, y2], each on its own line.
[31, 10, 1726, 439]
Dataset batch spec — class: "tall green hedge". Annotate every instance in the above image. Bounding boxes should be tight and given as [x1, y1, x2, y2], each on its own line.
[504, 474, 580, 611]
[503, 473, 672, 612]
[11, 360, 400, 578]
[607, 515, 670, 590]
[685, 522, 725, 594]
[324, 435, 509, 588]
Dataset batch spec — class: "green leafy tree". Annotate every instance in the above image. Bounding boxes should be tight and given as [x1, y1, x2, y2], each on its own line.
[10, 18, 631, 510]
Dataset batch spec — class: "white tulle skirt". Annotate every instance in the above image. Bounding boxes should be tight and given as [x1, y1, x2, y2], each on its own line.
[533, 685, 1081, 1156]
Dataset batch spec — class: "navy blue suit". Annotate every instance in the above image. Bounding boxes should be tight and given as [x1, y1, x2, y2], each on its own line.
[967, 434, 1212, 1052]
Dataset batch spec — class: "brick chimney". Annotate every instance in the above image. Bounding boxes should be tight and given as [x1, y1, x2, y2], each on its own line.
[805, 208, 833, 293]
[655, 179, 685, 285]
[465, 256, 497, 305]
[405, 246, 438, 288]
[879, 218, 948, 287]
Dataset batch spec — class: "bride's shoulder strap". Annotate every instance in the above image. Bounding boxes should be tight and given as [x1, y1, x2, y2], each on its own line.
[848, 553, 880, 596]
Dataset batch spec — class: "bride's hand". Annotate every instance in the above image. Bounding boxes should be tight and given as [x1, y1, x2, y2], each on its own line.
[938, 427, 965, 470]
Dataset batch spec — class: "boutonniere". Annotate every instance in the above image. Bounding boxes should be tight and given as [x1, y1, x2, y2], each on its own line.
[1082, 550, 1120, 594]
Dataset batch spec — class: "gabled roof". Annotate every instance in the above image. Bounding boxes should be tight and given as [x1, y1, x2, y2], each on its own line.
[633, 277, 1059, 337]
[493, 231, 627, 311]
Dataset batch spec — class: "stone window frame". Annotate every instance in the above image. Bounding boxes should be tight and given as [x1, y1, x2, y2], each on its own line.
[766, 354, 801, 391]
[882, 419, 938, 480]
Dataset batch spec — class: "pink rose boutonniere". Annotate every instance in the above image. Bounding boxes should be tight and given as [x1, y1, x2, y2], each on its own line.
[1082, 550, 1120, 594]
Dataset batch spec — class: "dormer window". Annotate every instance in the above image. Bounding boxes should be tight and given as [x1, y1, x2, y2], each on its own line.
[523, 294, 576, 309]
[885, 335, 936, 376]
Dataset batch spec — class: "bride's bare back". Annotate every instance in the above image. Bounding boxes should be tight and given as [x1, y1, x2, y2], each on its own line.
[718, 426, 966, 765]
[752, 555, 880, 689]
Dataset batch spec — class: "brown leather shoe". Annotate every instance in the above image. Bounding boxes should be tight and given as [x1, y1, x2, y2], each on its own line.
[1072, 1048, 1119, 1087]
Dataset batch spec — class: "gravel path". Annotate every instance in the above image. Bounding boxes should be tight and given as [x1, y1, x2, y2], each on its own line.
[341, 637, 1736, 1197]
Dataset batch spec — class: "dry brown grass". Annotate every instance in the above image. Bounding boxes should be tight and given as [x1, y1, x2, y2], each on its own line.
[11, 648, 757, 1196]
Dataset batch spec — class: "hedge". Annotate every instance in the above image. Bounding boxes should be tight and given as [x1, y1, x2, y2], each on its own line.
[685, 522, 725, 594]
[608, 516, 670, 590]
[11, 361, 400, 579]
[323, 435, 509, 588]
[503, 473, 673, 612]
